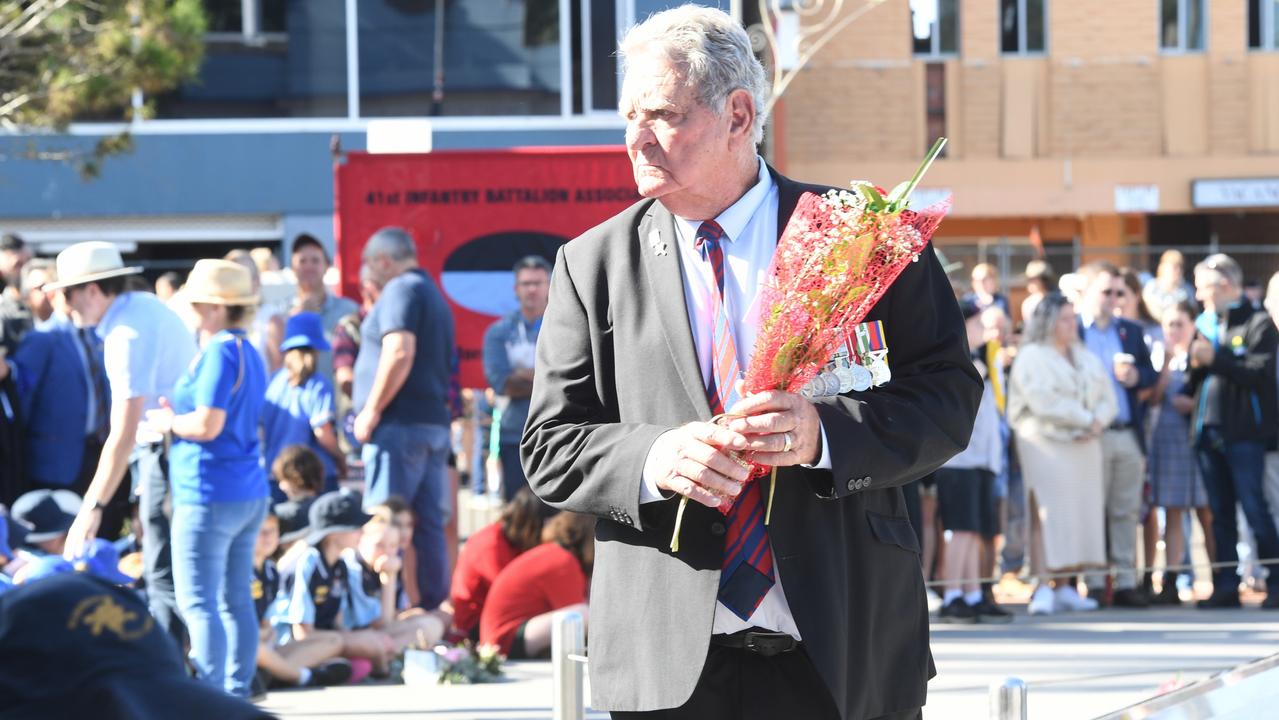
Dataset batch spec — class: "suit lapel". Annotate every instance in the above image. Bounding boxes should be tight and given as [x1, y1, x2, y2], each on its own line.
[639, 203, 713, 420]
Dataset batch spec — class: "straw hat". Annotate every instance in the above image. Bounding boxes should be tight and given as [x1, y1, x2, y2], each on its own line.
[183, 259, 259, 306]
[44, 241, 143, 291]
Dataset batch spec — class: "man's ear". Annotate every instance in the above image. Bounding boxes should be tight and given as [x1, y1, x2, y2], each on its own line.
[725, 89, 756, 143]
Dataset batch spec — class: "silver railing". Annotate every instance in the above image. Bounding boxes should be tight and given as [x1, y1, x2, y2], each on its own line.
[552, 610, 588, 720]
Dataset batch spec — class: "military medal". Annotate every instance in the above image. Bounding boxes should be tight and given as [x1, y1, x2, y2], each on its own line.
[854, 321, 891, 387]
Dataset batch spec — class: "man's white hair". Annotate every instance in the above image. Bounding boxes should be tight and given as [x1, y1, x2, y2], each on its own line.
[619, 4, 770, 144]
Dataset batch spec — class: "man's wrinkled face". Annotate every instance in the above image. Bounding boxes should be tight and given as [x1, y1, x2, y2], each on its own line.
[620, 52, 731, 206]
[1195, 270, 1232, 311]
[1083, 272, 1118, 319]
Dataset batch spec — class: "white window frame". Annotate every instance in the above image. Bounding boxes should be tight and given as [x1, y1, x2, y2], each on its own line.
[911, 0, 960, 59]
[1002, 0, 1049, 56]
[1160, 0, 1208, 54]
[1252, 0, 1278, 50]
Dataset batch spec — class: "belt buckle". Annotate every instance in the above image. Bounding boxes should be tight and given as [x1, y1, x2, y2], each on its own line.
[743, 631, 788, 657]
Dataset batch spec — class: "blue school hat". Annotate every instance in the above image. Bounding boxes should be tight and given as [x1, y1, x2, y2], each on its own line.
[280, 311, 331, 353]
[72, 538, 135, 586]
[11, 489, 81, 545]
[0, 573, 273, 719]
[306, 489, 370, 546]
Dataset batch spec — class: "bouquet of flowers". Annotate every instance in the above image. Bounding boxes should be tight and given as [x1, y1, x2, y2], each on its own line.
[435, 641, 505, 685]
[670, 138, 951, 552]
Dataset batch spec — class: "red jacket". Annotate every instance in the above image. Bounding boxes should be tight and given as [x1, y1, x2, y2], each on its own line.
[450, 522, 521, 634]
[479, 542, 587, 655]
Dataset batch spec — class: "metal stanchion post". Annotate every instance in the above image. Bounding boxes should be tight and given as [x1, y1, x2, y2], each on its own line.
[989, 677, 1027, 720]
[552, 610, 586, 720]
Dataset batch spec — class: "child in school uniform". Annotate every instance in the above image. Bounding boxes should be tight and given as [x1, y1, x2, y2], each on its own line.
[271, 445, 325, 550]
[262, 313, 345, 496]
[341, 512, 447, 652]
[253, 511, 351, 688]
[278, 490, 395, 676]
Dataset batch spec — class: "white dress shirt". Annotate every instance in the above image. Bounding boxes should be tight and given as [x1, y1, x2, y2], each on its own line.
[639, 157, 835, 639]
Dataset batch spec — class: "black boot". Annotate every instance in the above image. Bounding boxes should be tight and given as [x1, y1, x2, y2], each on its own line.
[1151, 571, 1181, 605]
[1141, 571, 1155, 600]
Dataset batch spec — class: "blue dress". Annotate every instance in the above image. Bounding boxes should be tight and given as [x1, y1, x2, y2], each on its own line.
[1147, 351, 1207, 508]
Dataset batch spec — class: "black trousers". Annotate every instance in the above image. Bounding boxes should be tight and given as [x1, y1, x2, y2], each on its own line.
[611, 643, 840, 720]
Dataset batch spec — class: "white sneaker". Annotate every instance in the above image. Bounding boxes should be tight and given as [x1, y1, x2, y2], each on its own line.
[1054, 585, 1099, 612]
[1028, 586, 1055, 615]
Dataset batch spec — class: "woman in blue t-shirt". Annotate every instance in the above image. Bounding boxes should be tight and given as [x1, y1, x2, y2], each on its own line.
[148, 260, 269, 698]
[262, 312, 345, 496]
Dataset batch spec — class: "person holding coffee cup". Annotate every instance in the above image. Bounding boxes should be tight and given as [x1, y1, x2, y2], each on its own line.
[1076, 261, 1159, 607]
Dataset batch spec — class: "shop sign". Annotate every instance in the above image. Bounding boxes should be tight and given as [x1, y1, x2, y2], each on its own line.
[1114, 184, 1160, 213]
[1192, 178, 1279, 209]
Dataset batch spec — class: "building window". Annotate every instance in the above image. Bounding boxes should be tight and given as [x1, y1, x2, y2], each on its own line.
[1251, 0, 1279, 49]
[153, 0, 627, 120]
[1161, 0, 1206, 52]
[924, 63, 948, 155]
[157, 1, 347, 118]
[1001, 0, 1047, 55]
[911, 0, 959, 57]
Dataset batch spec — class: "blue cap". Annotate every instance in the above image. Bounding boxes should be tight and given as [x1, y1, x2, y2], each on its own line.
[0, 574, 271, 719]
[72, 538, 135, 586]
[18, 555, 73, 584]
[280, 311, 331, 353]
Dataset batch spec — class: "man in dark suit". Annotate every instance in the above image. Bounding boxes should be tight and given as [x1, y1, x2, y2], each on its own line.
[1075, 261, 1159, 608]
[520, 7, 981, 720]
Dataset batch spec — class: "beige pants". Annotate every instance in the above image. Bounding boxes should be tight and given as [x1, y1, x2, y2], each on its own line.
[1089, 429, 1145, 590]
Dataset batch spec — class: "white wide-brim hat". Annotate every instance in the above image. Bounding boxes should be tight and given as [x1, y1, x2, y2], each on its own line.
[182, 259, 259, 306]
[44, 241, 143, 291]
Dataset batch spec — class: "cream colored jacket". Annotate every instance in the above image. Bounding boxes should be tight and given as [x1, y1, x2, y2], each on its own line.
[1008, 342, 1118, 442]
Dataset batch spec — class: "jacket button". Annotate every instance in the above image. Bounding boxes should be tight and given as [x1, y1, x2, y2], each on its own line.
[847, 478, 858, 492]
[862, 476, 872, 488]
[711, 522, 726, 536]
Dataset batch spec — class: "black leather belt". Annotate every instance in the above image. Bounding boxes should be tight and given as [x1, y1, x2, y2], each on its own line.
[710, 629, 799, 657]
[1109, 422, 1133, 431]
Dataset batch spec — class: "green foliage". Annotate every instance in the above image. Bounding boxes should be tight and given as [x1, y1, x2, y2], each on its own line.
[0, 0, 206, 177]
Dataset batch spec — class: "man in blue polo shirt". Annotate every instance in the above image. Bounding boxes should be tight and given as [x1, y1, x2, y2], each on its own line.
[482, 255, 551, 502]
[353, 227, 456, 610]
[53, 242, 197, 649]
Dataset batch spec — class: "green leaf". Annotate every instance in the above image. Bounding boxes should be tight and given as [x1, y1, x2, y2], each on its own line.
[857, 182, 886, 209]
[885, 180, 911, 205]
[889, 137, 948, 212]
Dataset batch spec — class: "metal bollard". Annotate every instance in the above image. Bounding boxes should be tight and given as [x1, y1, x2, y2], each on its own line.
[989, 677, 1027, 720]
[552, 610, 586, 720]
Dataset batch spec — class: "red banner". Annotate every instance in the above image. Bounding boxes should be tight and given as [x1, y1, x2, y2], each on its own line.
[333, 147, 639, 388]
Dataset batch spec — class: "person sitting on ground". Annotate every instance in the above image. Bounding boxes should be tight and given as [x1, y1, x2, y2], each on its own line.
[937, 302, 1011, 624]
[374, 496, 421, 609]
[451, 488, 548, 638]
[279, 489, 395, 676]
[341, 513, 447, 653]
[252, 510, 352, 688]
[272, 445, 325, 548]
[10, 489, 81, 558]
[479, 511, 592, 659]
[263, 313, 345, 495]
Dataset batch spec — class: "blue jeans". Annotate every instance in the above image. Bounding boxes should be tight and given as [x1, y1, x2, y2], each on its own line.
[172, 497, 269, 697]
[362, 422, 452, 609]
[1196, 428, 1279, 594]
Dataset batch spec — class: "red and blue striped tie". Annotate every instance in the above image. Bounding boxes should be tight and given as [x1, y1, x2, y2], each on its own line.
[695, 220, 775, 621]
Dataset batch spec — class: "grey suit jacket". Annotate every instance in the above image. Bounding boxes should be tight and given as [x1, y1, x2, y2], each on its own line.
[521, 169, 981, 719]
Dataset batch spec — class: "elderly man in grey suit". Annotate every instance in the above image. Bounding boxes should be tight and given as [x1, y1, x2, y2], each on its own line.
[522, 7, 980, 720]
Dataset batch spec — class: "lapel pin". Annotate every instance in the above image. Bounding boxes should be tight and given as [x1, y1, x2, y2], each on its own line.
[648, 229, 668, 256]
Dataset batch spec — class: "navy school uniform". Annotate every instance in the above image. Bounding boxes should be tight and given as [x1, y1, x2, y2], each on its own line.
[279, 547, 349, 637]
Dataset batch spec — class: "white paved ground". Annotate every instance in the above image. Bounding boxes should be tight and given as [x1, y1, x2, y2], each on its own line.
[259, 603, 1279, 719]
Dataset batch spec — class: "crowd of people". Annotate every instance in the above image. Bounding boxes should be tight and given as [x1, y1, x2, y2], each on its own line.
[0, 230, 592, 704]
[1, 215, 1278, 703]
[921, 252, 1279, 623]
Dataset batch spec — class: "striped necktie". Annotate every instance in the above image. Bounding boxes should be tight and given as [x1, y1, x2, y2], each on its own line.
[695, 220, 775, 621]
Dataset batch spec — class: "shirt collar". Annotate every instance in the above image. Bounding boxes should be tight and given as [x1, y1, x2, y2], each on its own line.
[674, 156, 772, 244]
[1081, 313, 1114, 332]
